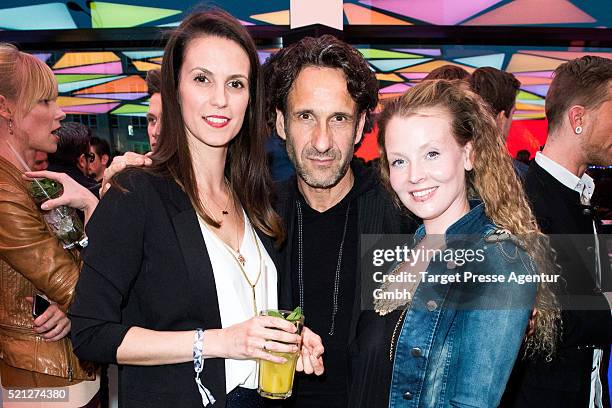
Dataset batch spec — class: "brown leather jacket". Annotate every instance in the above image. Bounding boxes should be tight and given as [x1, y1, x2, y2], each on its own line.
[0, 155, 95, 385]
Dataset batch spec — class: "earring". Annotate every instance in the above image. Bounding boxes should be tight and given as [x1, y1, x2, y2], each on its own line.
[575, 126, 583, 135]
[7, 118, 13, 135]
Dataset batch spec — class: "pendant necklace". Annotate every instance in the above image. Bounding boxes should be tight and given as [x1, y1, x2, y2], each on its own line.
[201, 179, 232, 223]
[221, 224, 263, 315]
[296, 200, 351, 335]
[206, 212, 263, 316]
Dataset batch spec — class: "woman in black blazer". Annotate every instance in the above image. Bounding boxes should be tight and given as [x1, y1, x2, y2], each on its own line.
[69, 9, 323, 408]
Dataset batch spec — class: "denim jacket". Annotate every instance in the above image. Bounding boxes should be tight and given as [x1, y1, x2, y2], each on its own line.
[388, 201, 537, 407]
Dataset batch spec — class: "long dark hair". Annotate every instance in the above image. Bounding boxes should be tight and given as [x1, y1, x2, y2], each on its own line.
[151, 9, 283, 242]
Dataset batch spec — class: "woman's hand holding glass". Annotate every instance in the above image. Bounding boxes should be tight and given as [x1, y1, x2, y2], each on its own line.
[23, 170, 99, 224]
[213, 315, 302, 364]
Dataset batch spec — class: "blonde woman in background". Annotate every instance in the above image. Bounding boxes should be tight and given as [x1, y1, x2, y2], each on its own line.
[0, 43, 100, 407]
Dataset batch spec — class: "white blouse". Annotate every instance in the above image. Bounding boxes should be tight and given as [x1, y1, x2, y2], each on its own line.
[198, 210, 278, 393]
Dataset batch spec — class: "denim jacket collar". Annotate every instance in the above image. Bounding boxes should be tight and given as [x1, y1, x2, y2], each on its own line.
[414, 199, 493, 242]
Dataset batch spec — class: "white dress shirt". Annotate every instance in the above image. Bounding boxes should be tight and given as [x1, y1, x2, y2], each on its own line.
[199, 210, 278, 394]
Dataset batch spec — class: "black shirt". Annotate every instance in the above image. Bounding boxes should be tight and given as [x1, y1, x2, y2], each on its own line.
[348, 309, 404, 408]
[287, 185, 359, 408]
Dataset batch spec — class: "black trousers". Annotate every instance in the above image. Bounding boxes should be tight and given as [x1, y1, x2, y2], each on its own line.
[225, 387, 266, 408]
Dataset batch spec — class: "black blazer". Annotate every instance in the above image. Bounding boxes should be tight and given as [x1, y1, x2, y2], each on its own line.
[70, 170, 280, 408]
[501, 161, 612, 408]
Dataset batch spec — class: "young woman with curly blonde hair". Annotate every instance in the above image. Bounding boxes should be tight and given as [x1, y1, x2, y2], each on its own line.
[349, 79, 559, 407]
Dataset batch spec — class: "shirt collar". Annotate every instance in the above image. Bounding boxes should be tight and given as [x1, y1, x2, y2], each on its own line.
[414, 200, 493, 240]
[535, 151, 594, 200]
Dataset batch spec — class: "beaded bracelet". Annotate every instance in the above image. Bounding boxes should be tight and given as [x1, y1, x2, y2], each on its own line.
[194, 328, 216, 406]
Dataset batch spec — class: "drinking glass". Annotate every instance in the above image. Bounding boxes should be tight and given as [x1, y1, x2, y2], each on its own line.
[29, 179, 87, 249]
[258, 309, 304, 399]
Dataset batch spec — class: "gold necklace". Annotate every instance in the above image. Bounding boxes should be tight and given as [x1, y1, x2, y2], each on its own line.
[201, 181, 242, 263]
[201, 179, 231, 223]
[389, 307, 409, 361]
[201, 200, 263, 316]
[234, 202, 246, 266]
[218, 223, 264, 316]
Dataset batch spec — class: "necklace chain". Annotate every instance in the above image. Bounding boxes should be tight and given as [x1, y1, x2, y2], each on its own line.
[213, 221, 263, 316]
[297, 203, 305, 314]
[389, 307, 409, 361]
[201, 181, 246, 264]
[296, 200, 351, 336]
[201, 178, 232, 224]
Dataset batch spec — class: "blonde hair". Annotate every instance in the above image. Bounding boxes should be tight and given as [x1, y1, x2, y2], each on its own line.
[378, 79, 559, 358]
[0, 43, 58, 119]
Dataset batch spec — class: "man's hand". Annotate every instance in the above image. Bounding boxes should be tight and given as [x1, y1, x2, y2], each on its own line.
[100, 152, 153, 197]
[296, 326, 324, 375]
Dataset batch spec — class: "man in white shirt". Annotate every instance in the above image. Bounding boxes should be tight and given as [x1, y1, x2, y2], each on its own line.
[502, 55, 612, 408]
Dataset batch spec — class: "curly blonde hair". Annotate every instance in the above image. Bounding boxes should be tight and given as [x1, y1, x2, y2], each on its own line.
[377, 79, 560, 358]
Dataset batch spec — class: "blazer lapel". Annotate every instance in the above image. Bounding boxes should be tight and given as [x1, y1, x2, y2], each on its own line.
[273, 180, 297, 310]
[172, 209, 222, 329]
[144, 177, 226, 405]
[157, 178, 222, 329]
[530, 164, 601, 292]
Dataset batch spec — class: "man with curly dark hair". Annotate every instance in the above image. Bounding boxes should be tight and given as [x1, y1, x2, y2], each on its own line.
[263, 35, 414, 407]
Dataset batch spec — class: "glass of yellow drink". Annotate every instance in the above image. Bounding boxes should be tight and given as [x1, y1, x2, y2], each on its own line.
[258, 308, 304, 399]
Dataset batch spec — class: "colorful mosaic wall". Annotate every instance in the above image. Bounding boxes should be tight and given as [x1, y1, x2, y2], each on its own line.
[34, 49, 280, 116]
[38, 46, 612, 117]
[342, 0, 611, 27]
[34, 45, 612, 157]
[355, 45, 612, 159]
[0, 1, 290, 29]
[1, 0, 610, 29]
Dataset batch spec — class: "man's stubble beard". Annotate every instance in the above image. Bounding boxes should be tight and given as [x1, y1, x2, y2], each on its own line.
[581, 136, 612, 167]
[284, 125, 357, 189]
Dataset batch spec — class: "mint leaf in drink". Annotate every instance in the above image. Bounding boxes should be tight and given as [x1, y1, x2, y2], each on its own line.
[28, 178, 62, 200]
[286, 306, 303, 321]
[266, 310, 284, 318]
